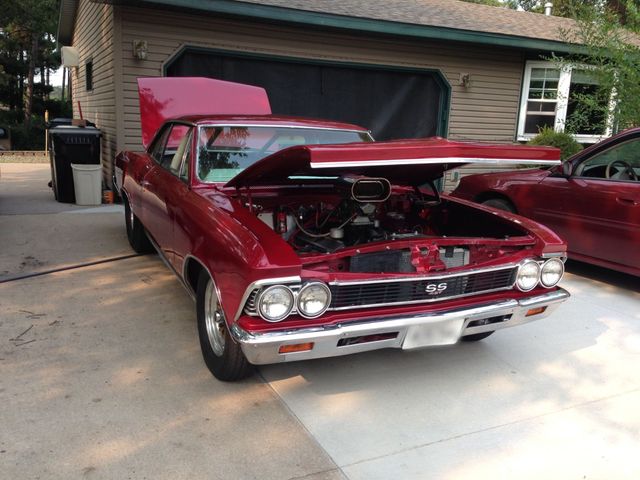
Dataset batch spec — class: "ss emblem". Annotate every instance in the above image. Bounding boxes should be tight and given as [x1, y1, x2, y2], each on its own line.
[425, 282, 448, 295]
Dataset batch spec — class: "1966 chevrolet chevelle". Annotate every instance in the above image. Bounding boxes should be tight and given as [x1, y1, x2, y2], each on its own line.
[115, 77, 570, 381]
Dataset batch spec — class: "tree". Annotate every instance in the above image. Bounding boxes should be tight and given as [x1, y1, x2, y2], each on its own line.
[0, 0, 64, 149]
[458, 0, 640, 131]
[0, 0, 60, 125]
[458, 0, 609, 18]
[556, 0, 640, 132]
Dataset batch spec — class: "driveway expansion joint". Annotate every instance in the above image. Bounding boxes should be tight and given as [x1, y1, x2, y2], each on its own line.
[0, 253, 144, 284]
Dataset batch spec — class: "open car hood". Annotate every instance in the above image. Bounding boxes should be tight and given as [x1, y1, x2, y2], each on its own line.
[224, 138, 560, 188]
[137, 77, 271, 149]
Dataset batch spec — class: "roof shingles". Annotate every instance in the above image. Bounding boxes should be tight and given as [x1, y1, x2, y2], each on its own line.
[235, 0, 579, 44]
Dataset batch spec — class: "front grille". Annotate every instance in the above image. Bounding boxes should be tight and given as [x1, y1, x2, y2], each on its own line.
[329, 266, 517, 310]
[244, 289, 259, 315]
[350, 249, 414, 273]
[242, 266, 518, 316]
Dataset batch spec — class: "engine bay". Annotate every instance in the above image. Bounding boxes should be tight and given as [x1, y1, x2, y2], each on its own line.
[241, 175, 531, 273]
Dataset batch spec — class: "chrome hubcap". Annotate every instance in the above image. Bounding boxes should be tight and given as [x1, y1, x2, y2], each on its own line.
[204, 280, 226, 357]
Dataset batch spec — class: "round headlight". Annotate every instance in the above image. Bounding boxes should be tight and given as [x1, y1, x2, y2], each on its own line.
[297, 282, 331, 318]
[516, 260, 541, 292]
[257, 285, 294, 322]
[540, 258, 564, 287]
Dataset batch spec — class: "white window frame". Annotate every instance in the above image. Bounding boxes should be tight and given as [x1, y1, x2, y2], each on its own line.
[518, 61, 612, 144]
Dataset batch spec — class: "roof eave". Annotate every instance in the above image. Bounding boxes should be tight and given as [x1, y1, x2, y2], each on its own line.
[57, 0, 79, 46]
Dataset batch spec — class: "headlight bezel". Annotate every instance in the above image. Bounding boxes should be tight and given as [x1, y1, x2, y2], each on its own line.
[256, 285, 295, 323]
[516, 260, 542, 292]
[540, 258, 565, 288]
[297, 282, 332, 319]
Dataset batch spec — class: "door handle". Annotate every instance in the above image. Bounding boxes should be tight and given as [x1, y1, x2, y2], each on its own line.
[617, 197, 638, 206]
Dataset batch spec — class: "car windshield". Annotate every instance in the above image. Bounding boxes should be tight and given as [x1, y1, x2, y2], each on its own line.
[197, 125, 372, 183]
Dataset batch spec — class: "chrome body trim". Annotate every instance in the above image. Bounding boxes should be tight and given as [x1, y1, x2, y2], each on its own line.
[182, 254, 216, 298]
[233, 276, 302, 322]
[196, 125, 373, 186]
[113, 166, 123, 195]
[147, 234, 196, 301]
[328, 263, 517, 287]
[541, 252, 567, 259]
[539, 258, 565, 288]
[515, 260, 541, 292]
[296, 282, 332, 319]
[310, 157, 560, 169]
[232, 288, 570, 365]
[198, 123, 373, 136]
[256, 285, 295, 322]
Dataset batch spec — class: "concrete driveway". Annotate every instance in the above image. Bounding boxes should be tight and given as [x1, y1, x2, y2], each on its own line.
[1, 162, 639, 479]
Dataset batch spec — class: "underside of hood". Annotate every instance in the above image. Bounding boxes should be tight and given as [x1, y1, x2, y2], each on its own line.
[224, 138, 560, 188]
[137, 77, 271, 149]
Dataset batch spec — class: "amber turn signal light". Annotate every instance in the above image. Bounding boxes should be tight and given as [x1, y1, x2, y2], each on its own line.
[278, 343, 314, 354]
[525, 306, 547, 317]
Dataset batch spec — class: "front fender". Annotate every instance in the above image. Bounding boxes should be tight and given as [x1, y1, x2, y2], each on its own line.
[184, 191, 300, 324]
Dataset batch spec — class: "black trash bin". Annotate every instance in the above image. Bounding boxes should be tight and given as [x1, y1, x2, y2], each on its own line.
[49, 125, 101, 203]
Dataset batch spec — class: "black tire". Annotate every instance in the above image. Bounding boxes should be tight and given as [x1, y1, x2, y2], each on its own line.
[52, 177, 59, 201]
[196, 270, 253, 381]
[481, 198, 516, 213]
[123, 196, 153, 254]
[461, 331, 495, 342]
[50, 162, 58, 200]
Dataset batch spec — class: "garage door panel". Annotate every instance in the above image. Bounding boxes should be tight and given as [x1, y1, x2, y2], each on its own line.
[167, 50, 443, 141]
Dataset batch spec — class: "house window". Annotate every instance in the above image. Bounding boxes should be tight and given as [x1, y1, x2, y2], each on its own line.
[85, 60, 93, 91]
[518, 61, 611, 143]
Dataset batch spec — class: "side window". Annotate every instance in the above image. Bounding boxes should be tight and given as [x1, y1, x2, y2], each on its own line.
[577, 138, 640, 181]
[164, 124, 191, 172]
[179, 130, 192, 182]
[149, 125, 172, 164]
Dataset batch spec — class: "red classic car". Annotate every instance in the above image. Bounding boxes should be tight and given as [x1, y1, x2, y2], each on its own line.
[114, 78, 570, 381]
[452, 129, 640, 277]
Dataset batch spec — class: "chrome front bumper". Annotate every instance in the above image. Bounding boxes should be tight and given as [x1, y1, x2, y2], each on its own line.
[231, 288, 570, 365]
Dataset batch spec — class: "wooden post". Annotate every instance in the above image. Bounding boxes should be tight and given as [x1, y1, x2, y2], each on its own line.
[44, 110, 49, 153]
[61, 67, 66, 102]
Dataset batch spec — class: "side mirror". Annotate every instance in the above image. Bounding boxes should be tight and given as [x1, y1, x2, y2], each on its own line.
[562, 161, 573, 177]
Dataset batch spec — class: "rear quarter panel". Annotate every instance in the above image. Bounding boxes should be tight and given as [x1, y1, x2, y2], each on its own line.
[115, 151, 153, 212]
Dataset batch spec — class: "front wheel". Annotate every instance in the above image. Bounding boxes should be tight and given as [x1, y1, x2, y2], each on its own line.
[196, 270, 253, 381]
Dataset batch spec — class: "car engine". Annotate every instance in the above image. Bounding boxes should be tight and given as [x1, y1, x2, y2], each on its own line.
[248, 175, 528, 273]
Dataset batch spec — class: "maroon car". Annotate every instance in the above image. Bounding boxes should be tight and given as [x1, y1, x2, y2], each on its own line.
[115, 78, 570, 381]
[452, 129, 640, 277]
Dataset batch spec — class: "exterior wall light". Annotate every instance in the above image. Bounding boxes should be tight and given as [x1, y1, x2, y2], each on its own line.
[133, 40, 148, 60]
[459, 72, 471, 88]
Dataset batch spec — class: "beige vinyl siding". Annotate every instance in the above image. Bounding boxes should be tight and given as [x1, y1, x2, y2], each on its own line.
[118, 6, 524, 154]
[70, 0, 116, 186]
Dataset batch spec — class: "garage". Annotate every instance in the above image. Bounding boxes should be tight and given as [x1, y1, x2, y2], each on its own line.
[165, 48, 449, 141]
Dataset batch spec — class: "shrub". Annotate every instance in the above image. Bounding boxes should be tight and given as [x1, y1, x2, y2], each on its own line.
[527, 126, 583, 161]
[9, 119, 46, 151]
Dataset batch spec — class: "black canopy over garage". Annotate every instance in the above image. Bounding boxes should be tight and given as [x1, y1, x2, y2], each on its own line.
[165, 48, 449, 141]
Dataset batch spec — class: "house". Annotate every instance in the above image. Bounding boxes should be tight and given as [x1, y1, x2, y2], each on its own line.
[56, 0, 601, 191]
